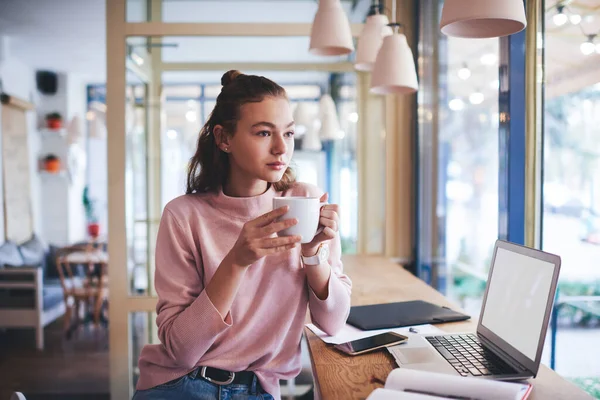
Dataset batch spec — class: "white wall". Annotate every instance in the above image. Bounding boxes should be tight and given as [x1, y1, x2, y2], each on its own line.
[37, 72, 87, 246]
[0, 36, 41, 244]
[0, 35, 88, 246]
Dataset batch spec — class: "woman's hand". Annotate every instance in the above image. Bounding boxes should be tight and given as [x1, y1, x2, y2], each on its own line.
[228, 206, 302, 267]
[301, 193, 339, 257]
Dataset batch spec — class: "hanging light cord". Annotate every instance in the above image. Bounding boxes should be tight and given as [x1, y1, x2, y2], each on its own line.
[368, 0, 380, 16]
[388, 0, 402, 33]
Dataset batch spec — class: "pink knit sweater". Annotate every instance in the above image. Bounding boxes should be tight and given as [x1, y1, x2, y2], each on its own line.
[136, 182, 352, 399]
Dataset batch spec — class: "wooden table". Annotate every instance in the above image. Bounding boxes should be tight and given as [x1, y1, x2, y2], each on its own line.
[304, 255, 593, 400]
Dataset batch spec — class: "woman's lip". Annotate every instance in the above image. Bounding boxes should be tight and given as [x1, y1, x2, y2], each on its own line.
[267, 163, 286, 170]
[267, 163, 286, 166]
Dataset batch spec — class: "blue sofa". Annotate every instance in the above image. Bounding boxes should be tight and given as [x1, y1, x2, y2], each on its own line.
[0, 236, 65, 350]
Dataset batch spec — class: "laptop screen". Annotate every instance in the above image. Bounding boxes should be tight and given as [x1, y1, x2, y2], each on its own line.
[480, 247, 556, 361]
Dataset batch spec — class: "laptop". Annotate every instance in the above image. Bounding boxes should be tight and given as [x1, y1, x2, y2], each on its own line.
[388, 239, 561, 381]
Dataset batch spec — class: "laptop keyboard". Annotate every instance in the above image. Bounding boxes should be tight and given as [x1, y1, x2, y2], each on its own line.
[425, 334, 517, 377]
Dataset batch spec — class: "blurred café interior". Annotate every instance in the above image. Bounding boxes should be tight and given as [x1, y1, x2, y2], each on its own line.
[0, 0, 599, 399]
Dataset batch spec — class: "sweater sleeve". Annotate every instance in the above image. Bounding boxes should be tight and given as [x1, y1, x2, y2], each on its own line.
[308, 233, 352, 336]
[154, 208, 232, 369]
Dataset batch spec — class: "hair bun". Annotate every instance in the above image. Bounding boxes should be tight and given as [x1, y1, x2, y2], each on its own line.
[221, 70, 243, 87]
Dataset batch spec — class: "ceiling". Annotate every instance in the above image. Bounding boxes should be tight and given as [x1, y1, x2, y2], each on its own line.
[0, 0, 598, 95]
[0, 0, 105, 81]
[545, 0, 600, 97]
[0, 0, 369, 84]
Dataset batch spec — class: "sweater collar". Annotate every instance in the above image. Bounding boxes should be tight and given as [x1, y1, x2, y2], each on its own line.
[213, 184, 278, 220]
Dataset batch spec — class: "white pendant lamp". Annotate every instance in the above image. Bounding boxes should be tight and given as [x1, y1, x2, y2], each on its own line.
[440, 0, 527, 39]
[309, 0, 354, 56]
[293, 102, 313, 137]
[370, 0, 418, 95]
[302, 124, 323, 151]
[318, 94, 344, 140]
[355, 3, 393, 72]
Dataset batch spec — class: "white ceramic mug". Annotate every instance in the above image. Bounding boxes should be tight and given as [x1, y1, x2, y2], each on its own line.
[273, 196, 326, 244]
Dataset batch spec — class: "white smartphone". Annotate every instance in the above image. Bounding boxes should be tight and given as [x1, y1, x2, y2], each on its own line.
[333, 332, 408, 356]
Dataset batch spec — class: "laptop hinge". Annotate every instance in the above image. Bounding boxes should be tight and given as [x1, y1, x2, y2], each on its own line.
[477, 334, 531, 374]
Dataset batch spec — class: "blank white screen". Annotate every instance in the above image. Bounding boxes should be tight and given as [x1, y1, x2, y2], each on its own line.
[481, 247, 555, 360]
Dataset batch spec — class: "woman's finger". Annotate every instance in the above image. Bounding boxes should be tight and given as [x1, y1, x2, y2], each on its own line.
[319, 192, 328, 203]
[258, 235, 302, 249]
[249, 206, 290, 228]
[257, 218, 298, 236]
[323, 227, 336, 237]
[265, 242, 298, 255]
[319, 209, 339, 221]
[319, 217, 337, 232]
[320, 203, 339, 213]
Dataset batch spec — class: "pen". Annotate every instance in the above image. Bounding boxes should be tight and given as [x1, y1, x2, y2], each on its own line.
[409, 327, 419, 334]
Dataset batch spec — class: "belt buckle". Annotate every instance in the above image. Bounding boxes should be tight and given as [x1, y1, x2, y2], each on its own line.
[200, 366, 235, 385]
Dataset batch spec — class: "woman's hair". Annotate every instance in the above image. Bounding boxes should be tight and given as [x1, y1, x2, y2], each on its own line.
[186, 70, 296, 194]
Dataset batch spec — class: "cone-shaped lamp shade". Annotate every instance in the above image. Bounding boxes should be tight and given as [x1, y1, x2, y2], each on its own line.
[440, 0, 526, 38]
[302, 124, 322, 151]
[355, 14, 393, 71]
[318, 94, 344, 140]
[293, 102, 314, 137]
[370, 33, 418, 95]
[309, 0, 354, 56]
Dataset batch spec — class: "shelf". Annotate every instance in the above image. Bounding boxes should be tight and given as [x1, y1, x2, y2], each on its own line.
[39, 128, 66, 138]
[39, 170, 67, 178]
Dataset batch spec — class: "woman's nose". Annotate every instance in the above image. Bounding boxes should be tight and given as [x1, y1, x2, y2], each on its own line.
[271, 134, 287, 154]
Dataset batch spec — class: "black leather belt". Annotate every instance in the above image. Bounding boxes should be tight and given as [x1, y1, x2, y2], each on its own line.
[195, 366, 255, 386]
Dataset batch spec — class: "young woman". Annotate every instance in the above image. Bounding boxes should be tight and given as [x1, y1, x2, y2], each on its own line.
[133, 70, 352, 400]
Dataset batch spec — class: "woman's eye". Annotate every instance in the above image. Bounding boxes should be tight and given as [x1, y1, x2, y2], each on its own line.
[257, 131, 270, 137]
[285, 131, 295, 138]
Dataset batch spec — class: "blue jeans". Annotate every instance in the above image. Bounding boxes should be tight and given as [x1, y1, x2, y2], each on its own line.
[132, 369, 274, 400]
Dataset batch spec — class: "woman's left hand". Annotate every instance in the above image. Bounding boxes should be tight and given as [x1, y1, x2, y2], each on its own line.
[301, 193, 339, 256]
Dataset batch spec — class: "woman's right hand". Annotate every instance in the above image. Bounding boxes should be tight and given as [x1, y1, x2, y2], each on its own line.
[228, 206, 301, 267]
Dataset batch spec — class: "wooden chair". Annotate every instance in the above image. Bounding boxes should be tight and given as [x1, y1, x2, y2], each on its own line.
[55, 245, 108, 337]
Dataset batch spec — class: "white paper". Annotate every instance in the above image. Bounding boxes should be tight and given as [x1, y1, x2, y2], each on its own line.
[305, 323, 445, 345]
[385, 369, 531, 400]
[366, 388, 448, 400]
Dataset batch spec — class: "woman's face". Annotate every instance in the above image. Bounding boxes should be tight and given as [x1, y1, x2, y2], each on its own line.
[224, 96, 295, 186]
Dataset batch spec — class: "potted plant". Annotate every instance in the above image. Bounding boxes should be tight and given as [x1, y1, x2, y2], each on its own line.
[45, 112, 63, 129]
[83, 186, 100, 238]
[43, 154, 61, 173]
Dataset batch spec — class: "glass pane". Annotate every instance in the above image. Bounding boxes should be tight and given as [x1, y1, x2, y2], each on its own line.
[125, 78, 150, 296]
[131, 312, 159, 388]
[126, 0, 148, 22]
[161, 0, 371, 23]
[419, 0, 500, 315]
[159, 36, 351, 64]
[541, 0, 600, 387]
[442, 37, 500, 316]
[159, 69, 359, 251]
[162, 97, 201, 207]
[123, 36, 380, 302]
[162, 70, 333, 86]
[86, 88, 108, 240]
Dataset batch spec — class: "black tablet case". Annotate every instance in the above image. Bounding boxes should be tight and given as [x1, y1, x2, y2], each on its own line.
[347, 300, 470, 330]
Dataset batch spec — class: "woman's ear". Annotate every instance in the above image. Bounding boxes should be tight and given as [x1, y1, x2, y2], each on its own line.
[213, 125, 231, 152]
